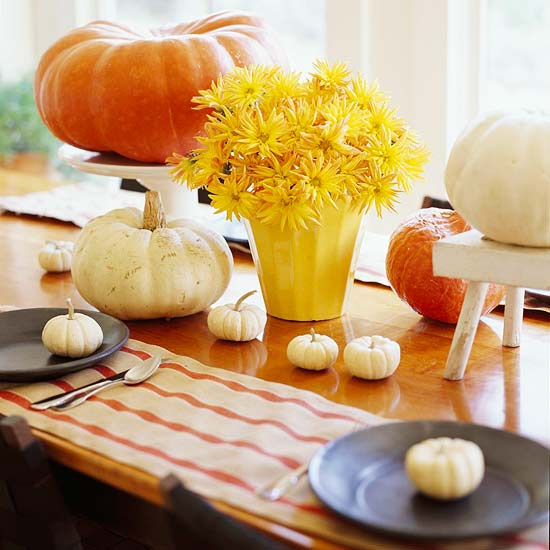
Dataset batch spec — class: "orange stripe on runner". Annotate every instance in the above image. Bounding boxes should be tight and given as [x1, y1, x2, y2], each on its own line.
[121, 346, 150, 360]
[93, 364, 118, 378]
[50, 380, 73, 392]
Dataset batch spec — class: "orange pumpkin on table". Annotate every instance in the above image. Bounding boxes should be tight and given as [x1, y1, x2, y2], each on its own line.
[386, 208, 505, 324]
[34, 11, 287, 163]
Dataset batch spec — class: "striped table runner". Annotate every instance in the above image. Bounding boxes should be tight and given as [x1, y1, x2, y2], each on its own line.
[0, 338, 547, 550]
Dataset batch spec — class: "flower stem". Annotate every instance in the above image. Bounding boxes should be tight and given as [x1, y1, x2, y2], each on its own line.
[234, 290, 257, 311]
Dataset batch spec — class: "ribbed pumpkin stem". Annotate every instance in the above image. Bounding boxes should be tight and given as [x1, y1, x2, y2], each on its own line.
[234, 290, 257, 311]
[310, 328, 316, 342]
[66, 298, 75, 320]
[143, 191, 166, 231]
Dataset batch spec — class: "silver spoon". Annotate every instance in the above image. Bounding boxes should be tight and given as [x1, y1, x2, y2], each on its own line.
[52, 355, 162, 411]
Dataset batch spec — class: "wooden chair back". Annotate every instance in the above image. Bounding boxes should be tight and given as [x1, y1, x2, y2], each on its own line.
[0, 415, 81, 550]
[160, 474, 291, 550]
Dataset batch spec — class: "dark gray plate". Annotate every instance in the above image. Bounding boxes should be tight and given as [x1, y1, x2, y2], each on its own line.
[0, 308, 129, 382]
[309, 421, 549, 540]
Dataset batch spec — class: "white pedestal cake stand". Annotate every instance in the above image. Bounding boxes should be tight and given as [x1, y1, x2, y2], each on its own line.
[433, 230, 550, 381]
[58, 144, 198, 219]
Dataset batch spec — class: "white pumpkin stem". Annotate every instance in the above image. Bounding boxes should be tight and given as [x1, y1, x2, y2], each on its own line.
[143, 191, 166, 231]
[66, 298, 75, 320]
[234, 290, 256, 311]
[310, 328, 317, 342]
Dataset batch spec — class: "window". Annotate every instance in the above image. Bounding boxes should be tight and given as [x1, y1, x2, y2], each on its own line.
[113, 0, 325, 73]
[480, 0, 550, 111]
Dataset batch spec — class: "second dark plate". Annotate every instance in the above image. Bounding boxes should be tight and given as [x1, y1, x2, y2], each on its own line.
[309, 420, 549, 540]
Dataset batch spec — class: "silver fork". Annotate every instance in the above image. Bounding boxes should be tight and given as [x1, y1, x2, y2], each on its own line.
[256, 422, 365, 501]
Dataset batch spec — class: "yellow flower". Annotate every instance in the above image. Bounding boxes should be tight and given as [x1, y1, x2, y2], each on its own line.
[310, 59, 351, 93]
[364, 101, 405, 138]
[256, 179, 319, 231]
[300, 118, 355, 155]
[252, 154, 296, 183]
[346, 76, 386, 110]
[193, 141, 231, 183]
[295, 152, 343, 207]
[208, 172, 257, 221]
[267, 70, 304, 102]
[193, 75, 226, 110]
[282, 99, 319, 143]
[167, 152, 205, 189]
[319, 96, 365, 141]
[361, 161, 401, 216]
[202, 107, 242, 143]
[234, 107, 289, 157]
[337, 154, 371, 195]
[367, 127, 409, 178]
[222, 65, 278, 109]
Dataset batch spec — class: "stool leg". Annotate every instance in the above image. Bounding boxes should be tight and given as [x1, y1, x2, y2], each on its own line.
[444, 282, 489, 381]
[503, 286, 524, 347]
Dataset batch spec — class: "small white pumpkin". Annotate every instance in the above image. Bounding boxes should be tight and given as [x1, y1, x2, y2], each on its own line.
[445, 110, 550, 247]
[405, 437, 485, 500]
[287, 328, 338, 371]
[42, 298, 103, 358]
[38, 240, 74, 272]
[207, 290, 267, 342]
[343, 335, 400, 380]
[71, 191, 233, 320]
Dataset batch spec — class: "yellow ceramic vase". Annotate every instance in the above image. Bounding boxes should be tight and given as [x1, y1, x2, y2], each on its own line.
[245, 201, 366, 321]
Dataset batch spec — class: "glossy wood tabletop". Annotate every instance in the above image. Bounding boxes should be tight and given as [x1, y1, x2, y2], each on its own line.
[1, 168, 549, 549]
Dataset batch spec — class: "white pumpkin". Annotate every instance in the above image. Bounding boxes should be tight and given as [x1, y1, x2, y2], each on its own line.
[42, 298, 103, 358]
[207, 290, 267, 342]
[71, 192, 233, 320]
[286, 328, 339, 371]
[445, 110, 550, 247]
[343, 335, 400, 380]
[38, 240, 74, 272]
[405, 437, 485, 500]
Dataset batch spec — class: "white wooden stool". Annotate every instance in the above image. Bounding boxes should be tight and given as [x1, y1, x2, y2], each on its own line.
[433, 230, 550, 380]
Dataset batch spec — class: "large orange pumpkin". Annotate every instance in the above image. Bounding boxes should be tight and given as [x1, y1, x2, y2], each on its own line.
[386, 208, 505, 324]
[34, 11, 287, 162]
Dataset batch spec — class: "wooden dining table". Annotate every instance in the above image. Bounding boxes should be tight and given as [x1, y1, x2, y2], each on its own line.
[0, 167, 548, 549]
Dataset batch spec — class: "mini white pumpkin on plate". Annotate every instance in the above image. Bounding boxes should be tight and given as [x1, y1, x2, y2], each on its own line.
[405, 437, 485, 500]
[42, 298, 104, 358]
[287, 328, 338, 371]
[207, 290, 267, 342]
[38, 240, 74, 272]
[343, 335, 400, 380]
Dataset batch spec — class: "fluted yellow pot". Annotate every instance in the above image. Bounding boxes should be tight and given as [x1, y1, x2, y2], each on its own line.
[244, 202, 366, 321]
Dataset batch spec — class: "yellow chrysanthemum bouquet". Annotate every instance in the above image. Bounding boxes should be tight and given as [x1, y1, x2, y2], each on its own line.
[168, 60, 429, 321]
[168, 60, 428, 231]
